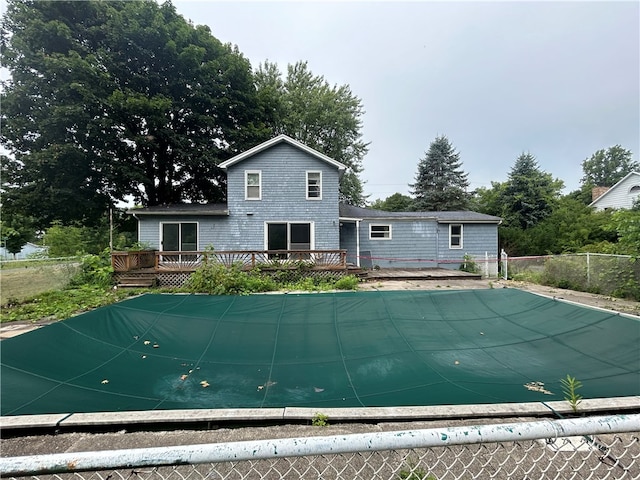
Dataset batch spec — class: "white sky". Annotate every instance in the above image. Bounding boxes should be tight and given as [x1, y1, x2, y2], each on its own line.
[1, 1, 638, 201]
[174, 0, 639, 200]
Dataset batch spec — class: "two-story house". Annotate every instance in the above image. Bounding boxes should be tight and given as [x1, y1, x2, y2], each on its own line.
[128, 135, 501, 275]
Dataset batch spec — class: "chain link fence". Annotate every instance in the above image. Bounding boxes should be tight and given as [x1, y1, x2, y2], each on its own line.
[502, 252, 640, 301]
[2, 414, 639, 480]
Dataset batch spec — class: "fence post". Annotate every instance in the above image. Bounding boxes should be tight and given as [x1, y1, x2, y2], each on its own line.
[501, 249, 508, 280]
[484, 252, 489, 278]
[586, 252, 590, 288]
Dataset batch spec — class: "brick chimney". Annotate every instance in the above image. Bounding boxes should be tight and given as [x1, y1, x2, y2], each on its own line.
[592, 186, 610, 202]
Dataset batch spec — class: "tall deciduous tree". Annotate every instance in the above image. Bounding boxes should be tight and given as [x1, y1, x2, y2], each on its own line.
[369, 193, 414, 212]
[500, 153, 564, 229]
[1, 0, 269, 229]
[410, 135, 470, 211]
[581, 145, 639, 187]
[255, 61, 369, 206]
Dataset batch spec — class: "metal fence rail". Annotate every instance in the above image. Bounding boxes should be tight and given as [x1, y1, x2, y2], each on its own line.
[2, 414, 639, 479]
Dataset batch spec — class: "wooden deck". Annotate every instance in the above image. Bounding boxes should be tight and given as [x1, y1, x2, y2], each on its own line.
[364, 268, 482, 281]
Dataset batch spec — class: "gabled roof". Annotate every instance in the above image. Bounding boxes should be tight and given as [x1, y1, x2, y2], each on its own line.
[219, 134, 347, 171]
[127, 203, 228, 216]
[339, 204, 502, 223]
[589, 171, 640, 207]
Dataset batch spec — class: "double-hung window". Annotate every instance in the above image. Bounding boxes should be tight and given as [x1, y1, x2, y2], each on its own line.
[245, 170, 261, 200]
[370, 224, 392, 240]
[307, 171, 322, 200]
[449, 224, 463, 248]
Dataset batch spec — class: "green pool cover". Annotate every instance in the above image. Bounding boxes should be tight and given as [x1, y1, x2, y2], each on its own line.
[2, 289, 639, 416]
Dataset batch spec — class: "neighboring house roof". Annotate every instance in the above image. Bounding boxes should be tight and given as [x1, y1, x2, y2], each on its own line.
[127, 204, 228, 216]
[219, 134, 347, 172]
[339, 204, 502, 223]
[589, 171, 640, 210]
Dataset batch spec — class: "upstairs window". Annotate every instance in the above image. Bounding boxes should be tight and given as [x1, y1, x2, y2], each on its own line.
[449, 224, 463, 248]
[245, 170, 261, 200]
[307, 171, 322, 199]
[370, 224, 392, 240]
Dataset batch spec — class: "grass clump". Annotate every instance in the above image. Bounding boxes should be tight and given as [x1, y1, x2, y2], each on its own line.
[0, 286, 144, 323]
[560, 374, 583, 413]
[311, 412, 329, 427]
[398, 459, 436, 480]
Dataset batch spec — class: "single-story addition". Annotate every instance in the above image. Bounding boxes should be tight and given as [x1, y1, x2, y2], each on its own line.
[125, 134, 501, 276]
[339, 205, 501, 275]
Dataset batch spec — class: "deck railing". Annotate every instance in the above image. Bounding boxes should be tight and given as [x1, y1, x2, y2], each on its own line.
[112, 250, 347, 272]
[111, 250, 156, 272]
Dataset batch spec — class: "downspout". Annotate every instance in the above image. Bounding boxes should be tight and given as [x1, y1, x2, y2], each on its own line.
[356, 220, 361, 268]
[435, 223, 439, 268]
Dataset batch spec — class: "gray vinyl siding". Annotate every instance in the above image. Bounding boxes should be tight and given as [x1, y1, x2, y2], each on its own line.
[436, 223, 499, 268]
[357, 219, 439, 268]
[137, 216, 231, 250]
[339, 219, 499, 270]
[138, 143, 342, 251]
[226, 142, 341, 250]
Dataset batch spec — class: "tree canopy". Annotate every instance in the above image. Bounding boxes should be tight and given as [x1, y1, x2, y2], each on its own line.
[1, 0, 269, 229]
[500, 153, 564, 230]
[369, 193, 414, 212]
[255, 61, 369, 206]
[581, 145, 639, 187]
[410, 135, 470, 211]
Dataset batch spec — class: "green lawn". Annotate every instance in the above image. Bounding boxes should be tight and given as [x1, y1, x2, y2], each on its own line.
[1, 262, 80, 305]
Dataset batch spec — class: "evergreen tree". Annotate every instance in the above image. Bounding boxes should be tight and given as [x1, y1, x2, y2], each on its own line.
[410, 135, 470, 211]
[500, 153, 564, 229]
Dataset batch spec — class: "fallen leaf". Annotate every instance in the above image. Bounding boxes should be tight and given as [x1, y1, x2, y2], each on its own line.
[144, 340, 151, 345]
[101, 379, 109, 384]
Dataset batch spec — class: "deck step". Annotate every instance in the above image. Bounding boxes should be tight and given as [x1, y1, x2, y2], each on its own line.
[116, 275, 157, 288]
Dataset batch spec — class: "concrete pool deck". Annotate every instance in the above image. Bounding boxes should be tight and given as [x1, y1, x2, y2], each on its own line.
[2, 396, 639, 433]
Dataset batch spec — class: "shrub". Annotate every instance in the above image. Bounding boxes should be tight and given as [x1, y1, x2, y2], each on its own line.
[69, 249, 114, 288]
[183, 262, 276, 295]
[459, 253, 480, 274]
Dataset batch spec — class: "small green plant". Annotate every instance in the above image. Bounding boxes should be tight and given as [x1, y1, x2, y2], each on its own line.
[560, 374, 583, 413]
[459, 253, 480, 274]
[398, 459, 435, 480]
[69, 250, 114, 288]
[311, 412, 329, 427]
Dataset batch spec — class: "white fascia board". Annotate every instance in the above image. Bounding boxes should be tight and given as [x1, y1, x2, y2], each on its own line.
[219, 134, 347, 172]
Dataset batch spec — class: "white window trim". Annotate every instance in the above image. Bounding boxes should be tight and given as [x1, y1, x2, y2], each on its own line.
[263, 221, 315, 250]
[369, 223, 392, 240]
[245, 170, 262, 200]
[306, 171, 322, 200]
[449, 224, 463, 249]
